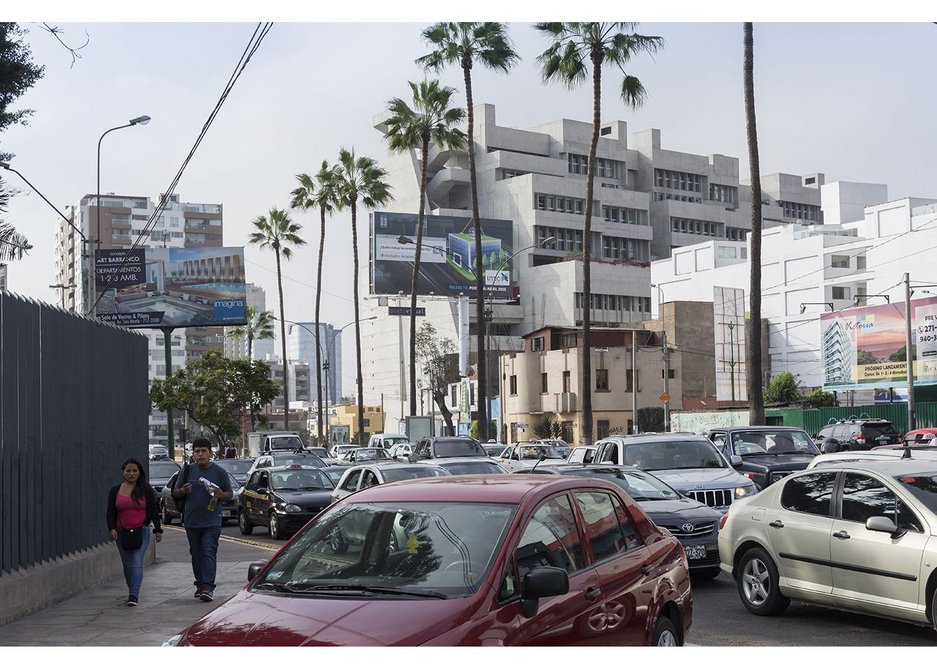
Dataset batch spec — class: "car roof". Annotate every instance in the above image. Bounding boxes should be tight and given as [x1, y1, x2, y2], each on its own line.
[428, 457, 502, 465]
[342, 473, 624, 504]
[264, 465, 324, 473]
[810, 450, 937, 466]
[807, 458, 937, 475]
[714, 426, 807, 432]
[597, 433, 711, 443]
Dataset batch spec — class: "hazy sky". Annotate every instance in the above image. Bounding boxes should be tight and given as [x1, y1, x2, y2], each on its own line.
[3, 12, 935, 389]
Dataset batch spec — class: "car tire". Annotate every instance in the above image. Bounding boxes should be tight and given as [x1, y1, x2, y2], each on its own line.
[238, 509, 253, 536]
[737, 546, 790, 616]
[269, 513, 282, 540]
[651, 615, 680, 646]
[691, 566, 721, 581]
[161, 504, 173, 526]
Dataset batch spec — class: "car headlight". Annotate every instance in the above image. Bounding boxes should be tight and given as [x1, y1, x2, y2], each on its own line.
[735, 485, 757, 498]
[162, 634, 182, 647]
[284, 504, 302, 513]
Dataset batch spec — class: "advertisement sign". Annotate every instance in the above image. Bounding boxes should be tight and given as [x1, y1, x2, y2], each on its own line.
[370, 211, 514, 298]
[94, 246, 247, 328]
[821, 296, 937, 391]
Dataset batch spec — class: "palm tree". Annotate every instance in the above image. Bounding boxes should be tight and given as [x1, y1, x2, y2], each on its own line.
[226, 304, 275, 429]
[248, 208, 305, 431]
[332, 148, 392, 444]
[536, 22, 662, 445]
[744, 22, 765, 424]
[417, 23, 519, 440]
[291, 161, 339, 444]
[383, 79, 466, 420]
[0, 185, 31, 261]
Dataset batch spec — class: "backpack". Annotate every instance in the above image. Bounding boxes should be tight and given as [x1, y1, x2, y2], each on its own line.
[174, 463, 190, 514]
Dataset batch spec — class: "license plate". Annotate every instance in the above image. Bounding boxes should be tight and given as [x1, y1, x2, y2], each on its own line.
[684, 545, 707, 561]
[221, 510, 231, 518]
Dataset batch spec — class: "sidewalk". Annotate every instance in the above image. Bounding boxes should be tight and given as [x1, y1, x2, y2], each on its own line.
[0, 528, 277, 646]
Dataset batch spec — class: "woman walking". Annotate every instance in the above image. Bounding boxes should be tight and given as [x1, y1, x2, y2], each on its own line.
[106, 457, 163, 606]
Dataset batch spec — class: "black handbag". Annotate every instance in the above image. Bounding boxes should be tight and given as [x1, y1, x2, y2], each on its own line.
[174, 463, 190, 514]
[120, 526, 143, 550]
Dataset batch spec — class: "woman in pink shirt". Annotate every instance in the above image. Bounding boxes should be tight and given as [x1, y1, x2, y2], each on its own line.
[106, 458, 163, 606]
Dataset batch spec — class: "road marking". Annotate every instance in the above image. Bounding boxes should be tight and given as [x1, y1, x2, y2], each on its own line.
[162, 525, 279, 551]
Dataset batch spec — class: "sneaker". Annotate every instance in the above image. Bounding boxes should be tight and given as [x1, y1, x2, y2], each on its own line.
[193, 589, 201, 598]
[127, 595, 138, 607]
[199, 589, 214, 602]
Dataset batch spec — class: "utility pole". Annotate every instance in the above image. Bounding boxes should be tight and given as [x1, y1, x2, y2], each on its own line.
[632, 329, 638, 434]
[905, 272, 916, 431]
[662, 329, 671, 432]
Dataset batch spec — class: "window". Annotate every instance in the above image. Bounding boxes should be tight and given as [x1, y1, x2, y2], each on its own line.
[856, 256, 867, 270]
[841, 473, 922, 532]
[450, 386, 457, 406]
[562, 370, 571, 393]
[780, 472, 836, 516]
[509, 375, 517, 395]
[832, 286, 851, 300]
[360, 471, 379, 489]
[575, 491, 642, 561]
[541, 373, 549, 394]
[531, 337, 545, 352]
[625, 369, 639, 393]
[562, 333, 577, 348]
[596, 369, 609, 391]
[830, 255, 850, 269]
[597, 420, 610, 440]
[515, 495, 584, 578]
[342, 470, 362, 492]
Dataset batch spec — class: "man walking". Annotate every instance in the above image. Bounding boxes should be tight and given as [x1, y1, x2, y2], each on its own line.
[172, 437, 233, 601]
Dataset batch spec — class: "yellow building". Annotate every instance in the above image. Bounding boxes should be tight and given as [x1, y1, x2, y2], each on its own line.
[330, 403, 386, 444]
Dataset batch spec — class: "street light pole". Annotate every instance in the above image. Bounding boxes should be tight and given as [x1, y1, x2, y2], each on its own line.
[651, 283, 670, 431]
[905, 273, 916, 432]
[92, 115, 151, 316]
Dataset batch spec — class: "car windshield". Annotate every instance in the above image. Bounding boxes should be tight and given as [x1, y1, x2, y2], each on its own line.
[518, 445, 564, 460]
[215, 459, 253, 474]
[439, 461, 505, 475]
[356, 449, 390, 462]
[323, 468, 348, 484]
[731, 430, 819, 456]
[269, 436, 305, 450]
[381, 467, 451, 483]
[308, 448, 329, 457]
[894, 471, 937, 514]
[149, 461, 180, 478]
[271, 469, 333, 490]
[434, 440, 485, 457]
[251, 502, 516, 599]
[622, 440, 726, 470]
[277, 454, 326, 468]
[559, 468, 680, 501]
[384, 437, 410, 446]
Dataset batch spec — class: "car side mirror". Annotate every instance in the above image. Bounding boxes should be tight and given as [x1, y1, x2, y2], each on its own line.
[247, 560, 267, 582]
[520, 566, 569, 618]
[866, 515, 905, 539]
[730, 455, 743, 467]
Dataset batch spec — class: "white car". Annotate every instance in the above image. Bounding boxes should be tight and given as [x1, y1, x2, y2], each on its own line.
[330, 462, 451, 504]
[566, 446, 597, 465]
[497, 443, 567, 472]
[807, 448, 937, 469]
[718, 457, 937, 629]
[388, 443, 413, 460]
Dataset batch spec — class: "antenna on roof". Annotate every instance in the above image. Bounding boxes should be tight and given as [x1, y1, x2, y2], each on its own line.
[530, 453, 547, 473]
[902, 442, 913, 459]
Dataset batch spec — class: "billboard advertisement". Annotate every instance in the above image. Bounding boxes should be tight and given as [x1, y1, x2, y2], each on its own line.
[95, 246, 247, 328]
[370, 211, 514, 298]
[821, 296, 937, 391]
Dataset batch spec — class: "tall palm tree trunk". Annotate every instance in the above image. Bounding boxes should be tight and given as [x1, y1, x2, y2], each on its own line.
[351, 202, 365, 444]
[580, 50, 603, 445]
[248, 330, 256, 430]
[464, 58, 488, 441]
[276, 249, 290, 431]
[409, 138, 429, 417]
[744, 22, 765, 424]
[315, 204, 326, 443]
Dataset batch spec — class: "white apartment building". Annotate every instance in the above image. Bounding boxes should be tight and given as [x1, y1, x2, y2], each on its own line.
[224, 283, 275, 361]
[286, 321, 342, 406]
[366, 103, 828, 429]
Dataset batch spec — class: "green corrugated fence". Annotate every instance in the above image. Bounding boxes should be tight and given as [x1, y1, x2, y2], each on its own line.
[765, 402, 937, 436]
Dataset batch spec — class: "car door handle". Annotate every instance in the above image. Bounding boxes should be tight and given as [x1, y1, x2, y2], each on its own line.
[768, 520, 784, 529]
[833, 530, 850, 540]
[641, 564, 653, 575]
[585, 587, 602, 601]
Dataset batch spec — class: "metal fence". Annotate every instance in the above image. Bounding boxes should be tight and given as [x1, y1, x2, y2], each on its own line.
[0, 293, 149, 575]
[767, 402, 937, 436]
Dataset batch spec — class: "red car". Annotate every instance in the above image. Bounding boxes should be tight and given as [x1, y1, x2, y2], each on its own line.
[167, 475, 692, 646]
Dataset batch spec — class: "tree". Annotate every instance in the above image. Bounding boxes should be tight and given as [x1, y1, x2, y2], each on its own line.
[857, 350, 879, 365]
[248, 208, 305, 430]
[291, 161, 340, 443]
[536, 22, 663, 444]
[744, 22, 766, 425]
[418, 23, 519, 442]
[383, 79, 466, 420]
[764, 371, 800, 404]
[333, 148, 392, 444]
[531, 414, 561, 440]
[149, 352, 279, 451]
[226, 304, 275, 429]
[802, 389, 836, 408]
[414, 321, 459, 434]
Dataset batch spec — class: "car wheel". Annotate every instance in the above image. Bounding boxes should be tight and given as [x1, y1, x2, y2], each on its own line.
[238, 509, 253, 536]
[269, 513, 282, 540]
[737, 546, 790, 615]
[161, 503, 173, 526]
[691, 566, 721, 581]
[651, 615, 680, 646]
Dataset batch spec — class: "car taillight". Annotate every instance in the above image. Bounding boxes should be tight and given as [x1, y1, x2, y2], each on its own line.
[856, 434, 866, 444]
[719, 514, 729, 530]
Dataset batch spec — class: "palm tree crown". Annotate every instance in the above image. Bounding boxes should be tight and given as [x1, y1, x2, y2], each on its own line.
[385, 80, 466, 156]
[248, 208, 305, 259]
[227, 304, 274, 359]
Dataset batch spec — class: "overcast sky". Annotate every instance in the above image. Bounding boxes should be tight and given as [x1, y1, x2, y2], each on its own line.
[3, 10, 935, 389]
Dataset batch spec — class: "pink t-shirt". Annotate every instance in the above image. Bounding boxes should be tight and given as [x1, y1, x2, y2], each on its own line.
[115, 492, 146, 531]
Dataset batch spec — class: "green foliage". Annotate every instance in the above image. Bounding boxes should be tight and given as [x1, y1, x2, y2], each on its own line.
[149, 351, 279, 450]
[856, 350, 879, 365]
[888, 345, 916, 363]
[764, 372, 801, 404]
[637, 407, 664, 433]
[530, 414, 561, 439]
[0, 24, 44, 159]
[470, 420, 497, 440]
[802, 389, 836, 408]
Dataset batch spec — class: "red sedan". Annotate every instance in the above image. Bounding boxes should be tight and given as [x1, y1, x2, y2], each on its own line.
[167, 475, 692, 646]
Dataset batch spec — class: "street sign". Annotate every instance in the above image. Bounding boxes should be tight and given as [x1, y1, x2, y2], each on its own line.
[659, 392, 671, 404]
[389, 306, 426, 317]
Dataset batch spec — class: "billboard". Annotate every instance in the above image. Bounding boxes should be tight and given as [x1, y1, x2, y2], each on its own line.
[370, 211, 514, 298]
[713, 286, 748, 402]
[94, 246, 247, 328]
[821, 296, 937, 391]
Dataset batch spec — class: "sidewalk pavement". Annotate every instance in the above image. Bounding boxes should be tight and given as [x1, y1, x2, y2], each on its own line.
[0, 527, 277, 646]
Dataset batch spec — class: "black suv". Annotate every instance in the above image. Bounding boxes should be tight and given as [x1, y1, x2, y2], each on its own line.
[409, 436, 488, 461]
[815, 418, 901, 452]
[707, 426, 820, 490]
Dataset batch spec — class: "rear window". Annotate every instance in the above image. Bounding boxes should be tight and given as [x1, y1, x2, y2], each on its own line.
[434, 439, 485, 458]
[863, 422, 899, 439]
[381, 467, 451, 482]
[621, 439, 726, 470]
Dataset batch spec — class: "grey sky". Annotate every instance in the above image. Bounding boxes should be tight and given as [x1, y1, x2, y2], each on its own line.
[3, 20, 935, 389]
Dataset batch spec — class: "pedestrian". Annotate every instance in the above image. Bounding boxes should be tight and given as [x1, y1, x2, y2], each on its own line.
[172, 437, 233, 602]
[106, 457, 163, 607]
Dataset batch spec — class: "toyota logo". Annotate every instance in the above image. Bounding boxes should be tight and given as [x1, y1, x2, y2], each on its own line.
[681, 523, 695, 533]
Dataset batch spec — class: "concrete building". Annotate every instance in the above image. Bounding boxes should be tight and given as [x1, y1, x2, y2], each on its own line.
[286, 321, 342, 406]
[224, 283, 276, 361]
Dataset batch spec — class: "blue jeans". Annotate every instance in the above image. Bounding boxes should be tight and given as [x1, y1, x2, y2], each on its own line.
[116, 527, 151, 598]
[185, 526, 221, 592]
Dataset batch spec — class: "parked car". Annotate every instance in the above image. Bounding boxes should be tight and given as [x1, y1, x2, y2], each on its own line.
[388, 443, 414, 459]
[331, 462, 451, 504]
[320, 465, 351, 486]
[343, 447, 392, 464]
[148, 459, 182, 498]
[567, 446, 597, 465]
[816, 417, 901, 452]
[304, 447, 338, 465]
[428, 457, 509, 476]
[161, 469, 240, 526]
[166, 475, 692, 646]
[409, 436, 489, 462]
[367, 433, 411, 450]
[718, 458, 937, 630]
[237, 465, 335, 540]
[332, 444, 361, 460]
[807, 448, 937, 469]
[533, 439, 572, 458]
[212, 458, 254, 487]
[525, 463, 725, 580]
[893, 428, 937, 448]
[483, 443, 507, 457]
[148, 444, 170, 461]
[246, 451, 326, 478]
[707, 426, 820, 490]
[593, 434, 757, 513]
[497, 443, 567, 472]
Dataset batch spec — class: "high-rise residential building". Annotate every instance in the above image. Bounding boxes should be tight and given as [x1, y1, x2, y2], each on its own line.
[53, 192, 226, 446]
[224, 283, 275, 361]
[286, 321, 341, 406]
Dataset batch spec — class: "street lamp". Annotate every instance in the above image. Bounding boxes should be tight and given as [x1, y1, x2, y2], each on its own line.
[650, 283, 671, 431]
[92, 114, 151, 315]
[854, 294, 891, 306]
[49, 283, 77, 308]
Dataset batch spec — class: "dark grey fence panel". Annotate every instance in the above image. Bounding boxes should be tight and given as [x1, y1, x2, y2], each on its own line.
[1, 292, 149, 575]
